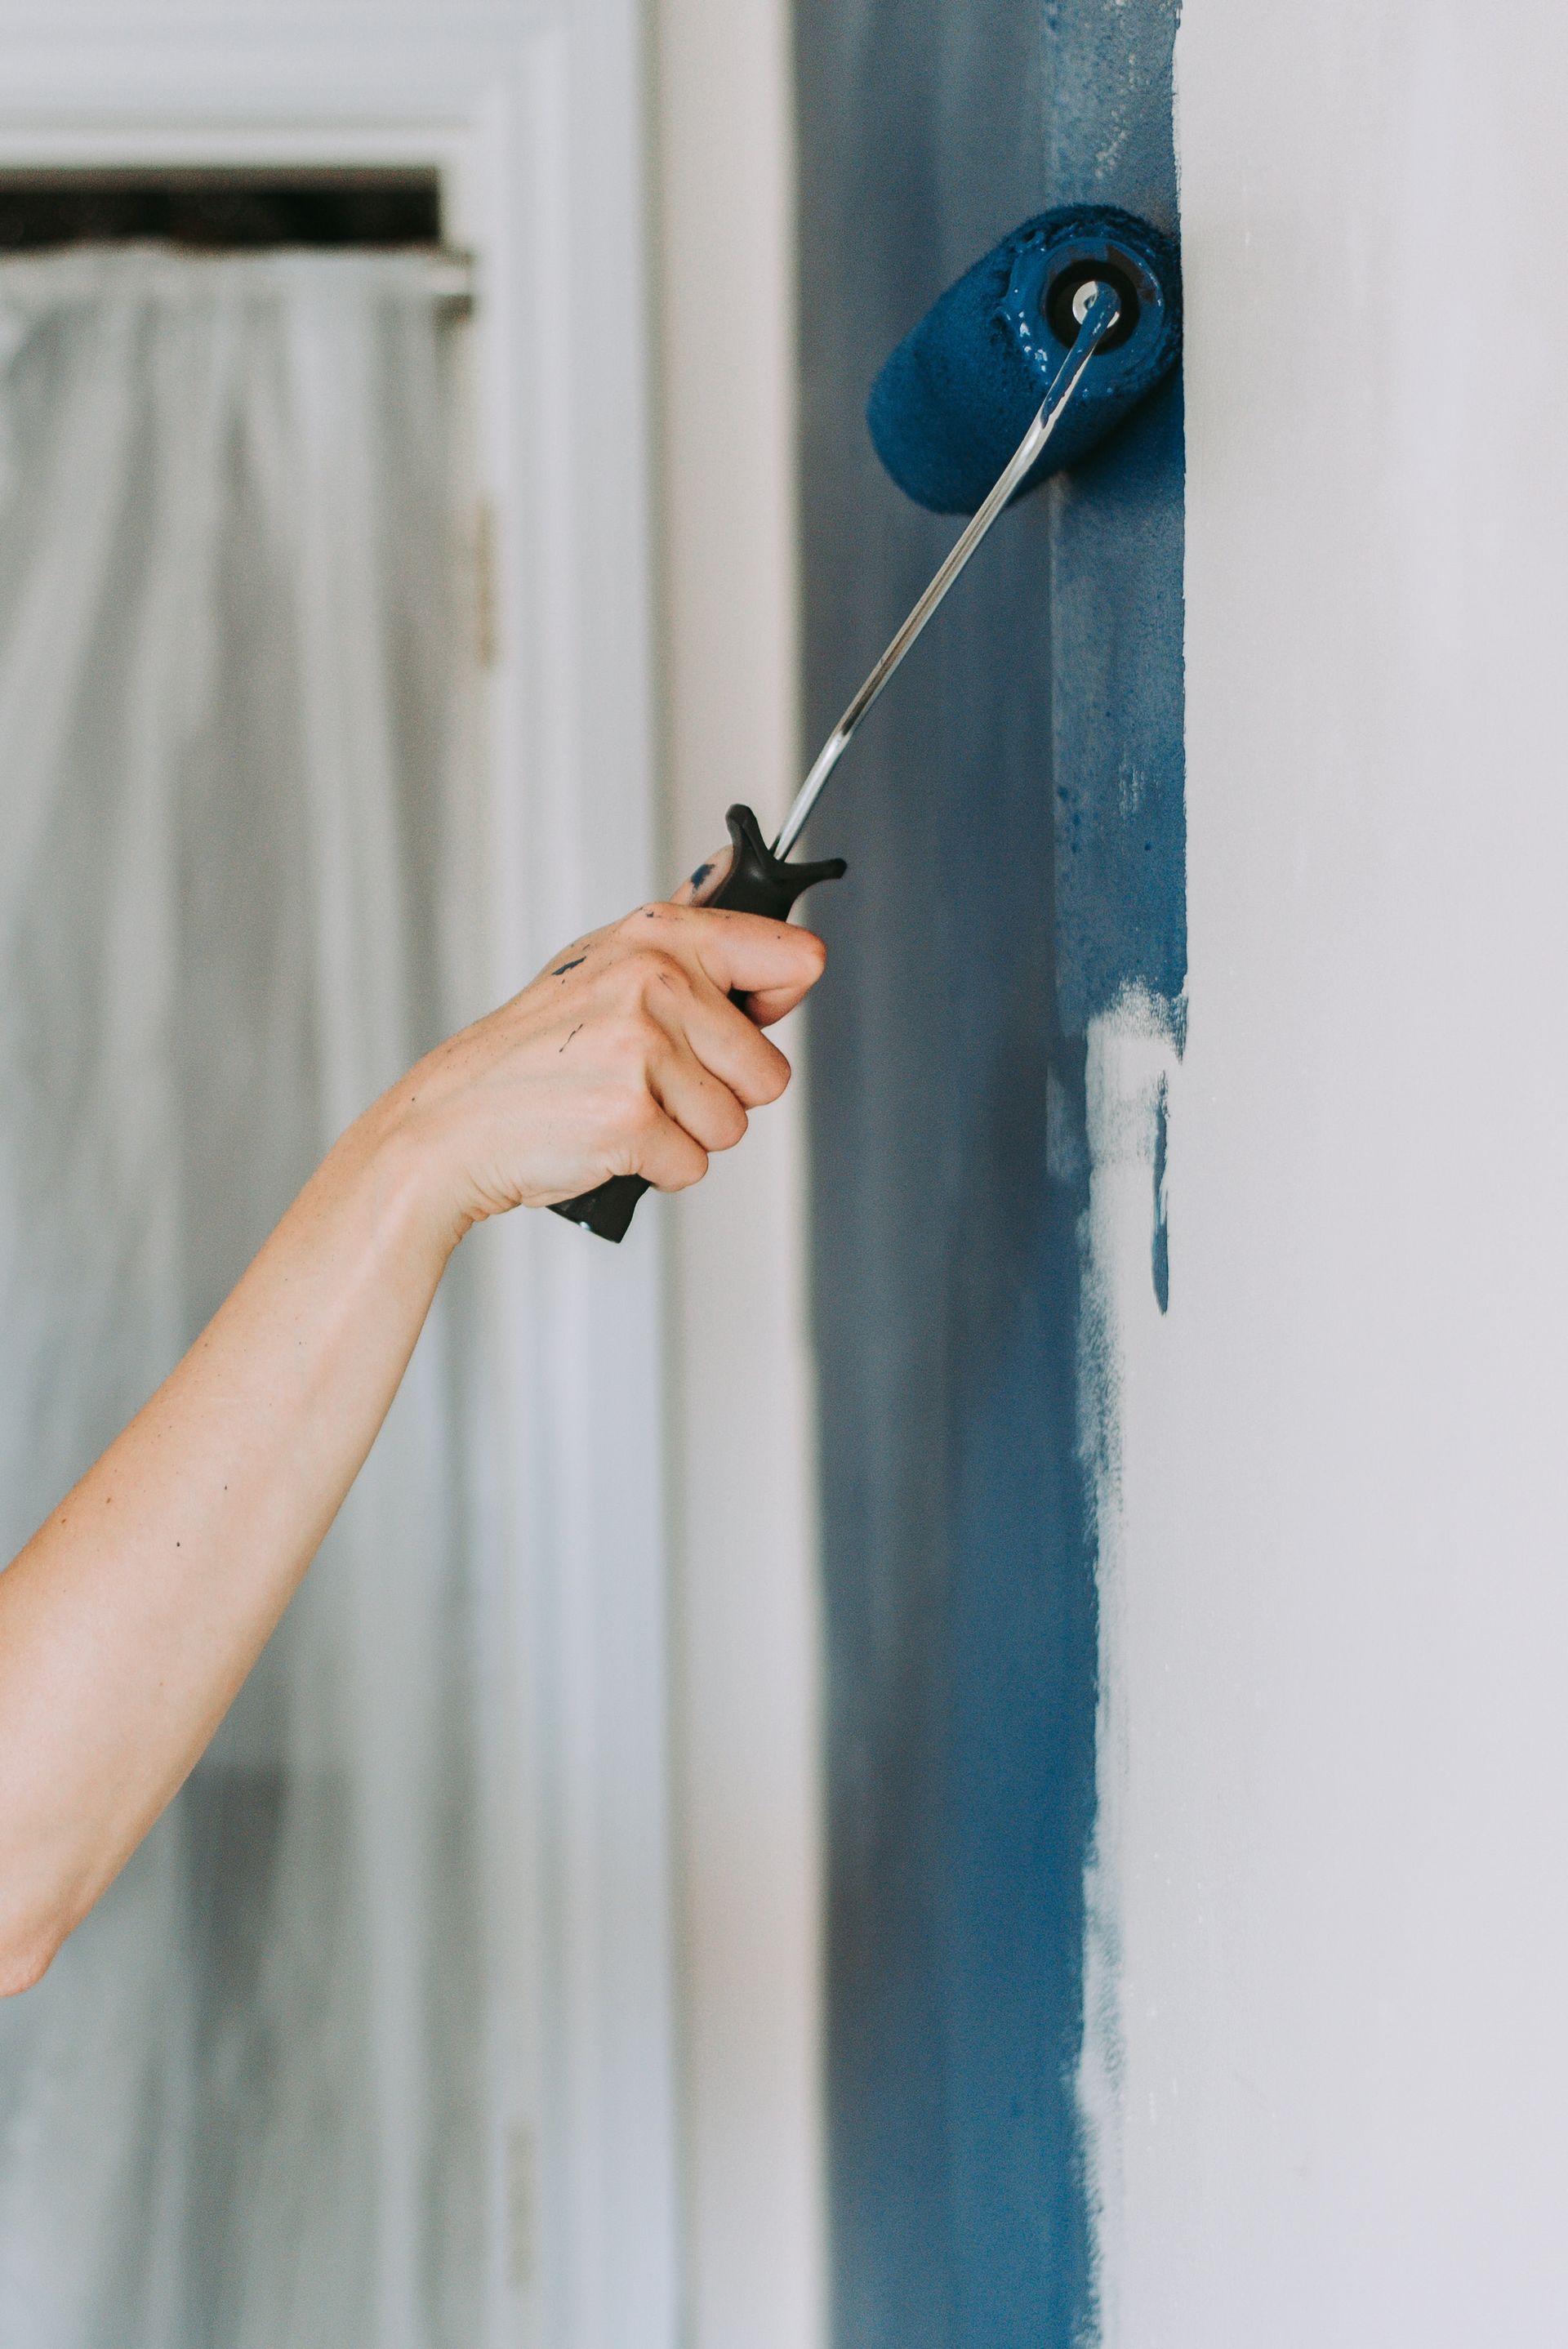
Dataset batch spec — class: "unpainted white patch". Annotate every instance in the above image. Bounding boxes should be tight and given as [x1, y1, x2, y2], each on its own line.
[1076, 983, 1183, 2349]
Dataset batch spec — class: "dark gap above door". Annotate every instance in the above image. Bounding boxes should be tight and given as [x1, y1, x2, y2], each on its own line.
[0, 169, 442, 253]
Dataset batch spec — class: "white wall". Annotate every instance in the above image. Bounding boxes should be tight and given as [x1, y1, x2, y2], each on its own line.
[652, 5, 825, 2347]
[1092, 4, 1568, 2340]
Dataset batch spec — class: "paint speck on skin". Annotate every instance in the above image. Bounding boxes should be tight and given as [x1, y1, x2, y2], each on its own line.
[689, 859, 715, 894]
[552, 956, 586, 977]
[559, 1023, 583, 1054]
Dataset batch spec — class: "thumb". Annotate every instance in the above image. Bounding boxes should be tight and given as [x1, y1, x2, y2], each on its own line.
[670, 845, 733, 907]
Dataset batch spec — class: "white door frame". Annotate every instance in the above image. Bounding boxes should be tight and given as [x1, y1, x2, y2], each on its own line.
[0, 7, 678, 2347]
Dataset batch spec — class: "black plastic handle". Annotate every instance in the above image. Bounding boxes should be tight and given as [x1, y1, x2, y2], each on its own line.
[548, 803, 846, 1242]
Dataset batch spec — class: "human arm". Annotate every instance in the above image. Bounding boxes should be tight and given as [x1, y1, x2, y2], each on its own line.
[0, 894, 823, 1993]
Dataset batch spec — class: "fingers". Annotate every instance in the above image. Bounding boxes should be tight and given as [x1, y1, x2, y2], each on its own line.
[691, 909, 826, 1021]
[616, 901, 827, 1024]
[740, 973, 822, 1030]
[670, 846, 733, 907]
[588, 1019, 746, 1196]
[647, 1027, 751, 1157]
[639, 955, 793, 1108]
[626, 1102, 710, 1194]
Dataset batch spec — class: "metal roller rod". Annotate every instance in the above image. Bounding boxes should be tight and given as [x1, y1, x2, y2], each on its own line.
[773, 277, 1121, 861]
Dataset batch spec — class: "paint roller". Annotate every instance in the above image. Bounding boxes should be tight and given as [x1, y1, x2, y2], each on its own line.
[552, 203, 1181, 1241]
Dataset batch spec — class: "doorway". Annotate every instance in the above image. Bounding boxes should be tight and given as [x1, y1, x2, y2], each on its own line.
[0, 186, 497, 2345]
[0, 29, 680, 2320]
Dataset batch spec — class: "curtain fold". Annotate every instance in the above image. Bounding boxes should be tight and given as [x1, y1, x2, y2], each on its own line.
[0, 247, 488, 2349]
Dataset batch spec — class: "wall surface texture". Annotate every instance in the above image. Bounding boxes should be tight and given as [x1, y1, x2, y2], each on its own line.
[1094, 2, 1568, 2342]
[795, 6, 1181, 2344]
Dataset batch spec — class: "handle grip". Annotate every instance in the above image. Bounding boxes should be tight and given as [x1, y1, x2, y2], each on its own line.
[548, 804, 845, 1242]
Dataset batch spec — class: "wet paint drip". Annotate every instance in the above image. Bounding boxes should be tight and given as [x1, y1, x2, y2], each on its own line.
[1152, 1071, 1170, 1313]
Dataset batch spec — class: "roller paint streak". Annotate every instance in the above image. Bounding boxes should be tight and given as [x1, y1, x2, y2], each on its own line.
[797, 5, 1184, 2346]
[1052, 370, 1186, 1030]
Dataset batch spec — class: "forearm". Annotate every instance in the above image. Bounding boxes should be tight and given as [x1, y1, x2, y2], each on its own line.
[0, 889, 824, 1993]
[0, 1101, 448, 1986]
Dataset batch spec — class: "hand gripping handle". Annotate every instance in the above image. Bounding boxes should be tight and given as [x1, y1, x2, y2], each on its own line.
[548, 804, 846, 1242]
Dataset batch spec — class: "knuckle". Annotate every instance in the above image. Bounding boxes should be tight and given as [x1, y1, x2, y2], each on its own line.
[617, 1082, 663, 1135]
[615, 943, 683, 1001]
[587, 1081, 635, 1139]
[600, 1007, 662, 1067]
[614, 905, 676, 952]
[588, 1081, 660, 1162]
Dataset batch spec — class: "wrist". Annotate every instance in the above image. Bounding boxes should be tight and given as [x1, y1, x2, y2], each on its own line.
[333, 1087, 470, 1281]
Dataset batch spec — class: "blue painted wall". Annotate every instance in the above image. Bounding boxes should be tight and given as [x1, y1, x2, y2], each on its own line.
[794, 6, 1182, 2342]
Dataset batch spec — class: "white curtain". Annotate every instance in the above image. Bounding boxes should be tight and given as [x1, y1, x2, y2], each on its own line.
[0, 249, 491, 2347]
